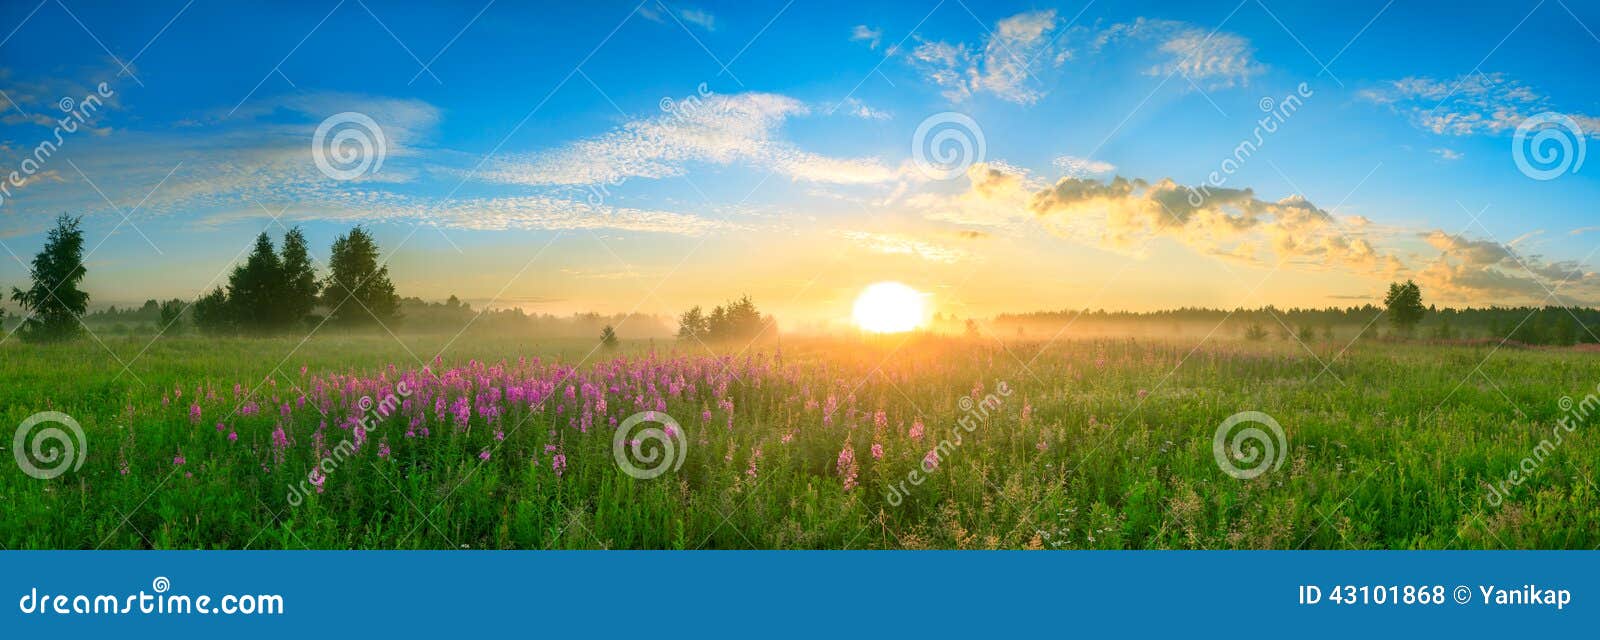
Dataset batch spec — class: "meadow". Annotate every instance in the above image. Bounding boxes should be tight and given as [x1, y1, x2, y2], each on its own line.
[1, 331, 1595, 549]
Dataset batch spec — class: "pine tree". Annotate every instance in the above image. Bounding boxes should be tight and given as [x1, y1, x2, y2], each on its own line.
[321, 226, 400, 327]
[723, 295, 763, 340]
[226, 233, 286, 333]
[158, 298, 185, 335]
[279, 226, 321, 328]
[1432, 317, 1455, 340]
[677, 306, 707, 340]
[600, 324, 619, 348]
[10, 214, 88, 342]
[193, 287, 233, 335]
[706, 305, 728, 339]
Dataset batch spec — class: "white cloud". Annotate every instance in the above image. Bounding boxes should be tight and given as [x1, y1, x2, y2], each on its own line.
[639, 4, 715, 31]
[1148, 30, 1264, 89]
[476, 92, 903, 187]
[841, 97, 891, 120]
[924, 162, 1600, 303]
[1431, 148, 1463, 160]
[1415, 230, 1600, 304]
[908, 10, 1057, 104]
[840, 230, 967, 263]
[1052, 155, 1116, 177]
[1362, 73, 1600, 137]
[678, 8, 716, 31]
[956, 162, 1399, 274]
[901, 13, 1265, 104]
[0, 91, 736, 237]
[851, 24, 883, 50]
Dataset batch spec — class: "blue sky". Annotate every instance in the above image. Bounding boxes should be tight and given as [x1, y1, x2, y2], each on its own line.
[1, 0, 1598, 322]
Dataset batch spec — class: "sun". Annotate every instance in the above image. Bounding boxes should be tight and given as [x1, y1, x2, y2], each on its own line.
[852, 282, 928, 334]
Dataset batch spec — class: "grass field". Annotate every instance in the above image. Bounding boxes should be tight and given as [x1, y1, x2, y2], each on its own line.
[2, 332, 1596, 549]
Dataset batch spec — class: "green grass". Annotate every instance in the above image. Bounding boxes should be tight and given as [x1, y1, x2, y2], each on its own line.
[1, 332, 1595, 549]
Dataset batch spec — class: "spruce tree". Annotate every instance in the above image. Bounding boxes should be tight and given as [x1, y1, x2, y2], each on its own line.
[321, 226, 399, 327]
[227, 232, 286, 333]
[280, 226, 321, 328]
[192, 286, 233, 334]
[10, 214, 88, 342]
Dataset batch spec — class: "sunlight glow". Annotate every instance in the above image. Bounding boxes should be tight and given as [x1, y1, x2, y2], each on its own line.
[852, 282, 928, 333]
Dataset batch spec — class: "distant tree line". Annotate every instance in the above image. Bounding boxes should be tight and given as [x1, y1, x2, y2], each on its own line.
[677, 295, 773, 342]
[392, 295, 673, 337]
[994, 282, 1600, 346]
[998, 303, 1600, 346]
[1, 216, 402, 342]
[192, 226, 398, 335]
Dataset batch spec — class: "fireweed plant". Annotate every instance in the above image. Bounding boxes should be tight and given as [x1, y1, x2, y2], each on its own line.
[1, 334, 1595, 549]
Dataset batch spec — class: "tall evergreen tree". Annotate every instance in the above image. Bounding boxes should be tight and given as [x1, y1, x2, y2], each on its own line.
[227, 232, 286, 333]
[192, 286, 233, 335]
[10, 214, 88, 342]
[279, 226, 321, 327]
[321, 226, 399, 327]
[158, 298, 186, 335]
[677, 306, 707, 340]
